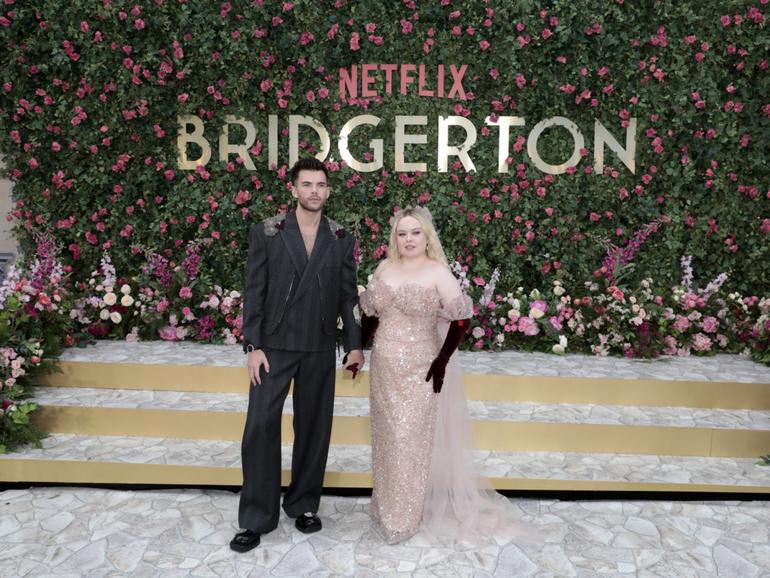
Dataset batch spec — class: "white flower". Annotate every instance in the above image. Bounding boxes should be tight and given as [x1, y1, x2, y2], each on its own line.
[103, 292, 117, 306]
[120, 284, 132, 295]
[559, 335, 567, 347]
[508, 309, 520, 319]
[530, 308, 544, 319]
[552, 344, 565, 354]
[529, 288, 541, 300]
[99, 309, 110, 320]
[121, 295, 134, 307]
[511, 299, 520, 310]
[96, 284, 103, 291]
[110, 311, 122, 324]
[495, 334, 505, 344]
[69, 310, 78, 319]
[472, 327, 485, 339]
[553, 285, 565, 296]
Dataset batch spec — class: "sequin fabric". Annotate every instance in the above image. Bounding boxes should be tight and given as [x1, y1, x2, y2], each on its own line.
[360, 278, 473, 544]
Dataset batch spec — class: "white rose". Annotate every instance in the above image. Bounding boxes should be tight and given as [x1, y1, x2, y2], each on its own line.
[121, 295, 134, 307]
[99, 309, 110, 320]
[553, 285, 565, 296]
[120, 284, 132, 295]
[511, 299, 520, 310]
[495, 334, 505, 344]
[110, 311, 122, 324]
[559, 335, 568, 348]
[530, 308, 544, 319]
[508, 309, 520, 320]
[472, 327, 485, 339]
[552, 344, 565, 354]
[103, 292, 117, 306]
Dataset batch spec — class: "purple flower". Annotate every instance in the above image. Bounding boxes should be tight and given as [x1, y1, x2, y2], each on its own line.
[196, 315, 216, 340]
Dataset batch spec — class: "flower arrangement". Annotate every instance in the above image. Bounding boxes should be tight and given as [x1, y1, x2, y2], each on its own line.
[68, 244, 244, 345]
[0, 232, 70, 453]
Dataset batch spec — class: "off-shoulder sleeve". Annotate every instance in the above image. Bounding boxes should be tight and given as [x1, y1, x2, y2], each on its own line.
[359, 286, 378, 317]
[438, 293, 473, 321]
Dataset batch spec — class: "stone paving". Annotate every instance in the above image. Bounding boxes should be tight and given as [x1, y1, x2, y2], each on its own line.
[1, 488, 769, 577]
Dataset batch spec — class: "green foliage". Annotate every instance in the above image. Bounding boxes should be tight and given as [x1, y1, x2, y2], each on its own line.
[0, 0, 767, 345]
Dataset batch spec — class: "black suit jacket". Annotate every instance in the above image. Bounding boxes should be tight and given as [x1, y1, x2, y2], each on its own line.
[241, 211, 361, 353]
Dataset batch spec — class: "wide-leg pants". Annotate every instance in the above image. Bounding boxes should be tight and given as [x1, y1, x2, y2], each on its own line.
[238, 348, 336, 532]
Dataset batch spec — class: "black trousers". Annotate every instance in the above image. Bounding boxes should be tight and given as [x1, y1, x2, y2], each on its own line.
[238, 348, 336, 532]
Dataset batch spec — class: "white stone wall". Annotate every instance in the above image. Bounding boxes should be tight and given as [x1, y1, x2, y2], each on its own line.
[0, 156, 17, 260]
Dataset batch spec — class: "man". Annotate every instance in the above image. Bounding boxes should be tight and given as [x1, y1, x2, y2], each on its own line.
[231, 157, 364, 552]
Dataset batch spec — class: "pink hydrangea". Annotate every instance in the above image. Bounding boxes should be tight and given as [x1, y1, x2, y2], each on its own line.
[517, 316, 540, 336]
[692, 333, 712, 352]
[700, 316, 719, 333]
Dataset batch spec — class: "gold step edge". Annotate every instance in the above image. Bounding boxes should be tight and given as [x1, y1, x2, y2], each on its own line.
[3, 459, 770, 494]
[38, 361, 770, 409]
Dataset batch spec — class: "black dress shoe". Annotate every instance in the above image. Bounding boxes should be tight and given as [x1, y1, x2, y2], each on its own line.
[295, 513, 322, 534]
[230, 529, 261, 552]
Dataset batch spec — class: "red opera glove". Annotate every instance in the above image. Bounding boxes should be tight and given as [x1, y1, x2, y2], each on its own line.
[343, 314, 379, 378]
[361, 313, 379, 348]
[425, 318, 471, 393]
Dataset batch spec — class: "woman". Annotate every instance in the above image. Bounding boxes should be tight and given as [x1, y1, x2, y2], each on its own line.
[359, 206, 515, 544]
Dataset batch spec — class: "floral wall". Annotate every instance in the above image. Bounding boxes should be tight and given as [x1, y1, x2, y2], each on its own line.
[1, 0, 769, 349]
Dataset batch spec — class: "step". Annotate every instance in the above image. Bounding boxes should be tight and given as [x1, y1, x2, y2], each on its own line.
[54, 342, 770, 383]
[32, 386, 770, 430]
[3, 434, 770, 493]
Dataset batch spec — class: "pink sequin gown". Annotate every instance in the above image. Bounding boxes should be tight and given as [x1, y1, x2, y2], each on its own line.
[360, 278, 473, 544]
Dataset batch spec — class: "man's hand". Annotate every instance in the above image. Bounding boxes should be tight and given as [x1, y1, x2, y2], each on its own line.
[247, 349, 270, 386]
[344, 349, 364, 379]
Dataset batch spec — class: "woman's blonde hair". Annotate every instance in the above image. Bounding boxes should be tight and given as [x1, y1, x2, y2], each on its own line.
[386, 206, 448, 265]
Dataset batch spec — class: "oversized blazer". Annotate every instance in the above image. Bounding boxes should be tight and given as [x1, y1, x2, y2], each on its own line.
[241, 211, 361, 353]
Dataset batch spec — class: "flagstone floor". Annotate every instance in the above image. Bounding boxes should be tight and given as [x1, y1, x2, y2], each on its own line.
[1, 487, 769, 577]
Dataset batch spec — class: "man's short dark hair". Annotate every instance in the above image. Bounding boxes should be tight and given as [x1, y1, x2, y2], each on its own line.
[290, 157, 329, 185]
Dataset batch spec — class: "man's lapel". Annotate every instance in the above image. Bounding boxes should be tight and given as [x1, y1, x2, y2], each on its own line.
[280, 212, 308, 275]
[290, 216, 334, 305]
